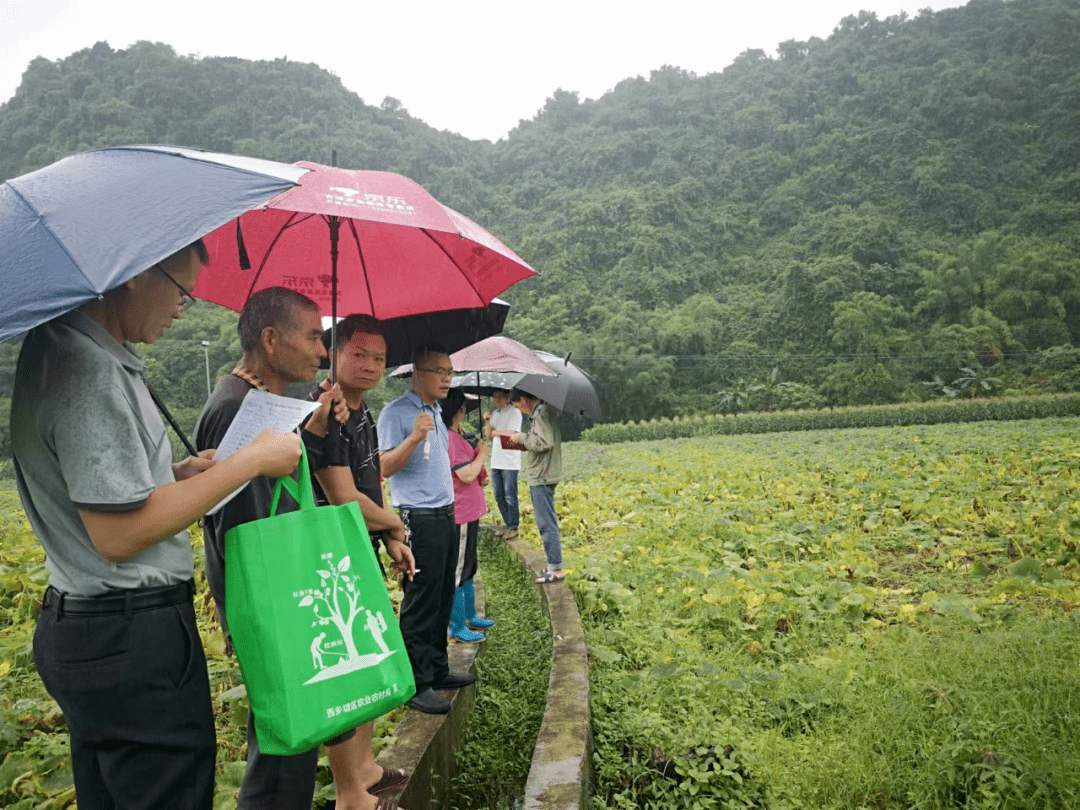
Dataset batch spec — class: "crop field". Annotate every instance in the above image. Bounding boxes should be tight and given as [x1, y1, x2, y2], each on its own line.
[3, 417, 1080, 809]
[543, 418, 1080, 809]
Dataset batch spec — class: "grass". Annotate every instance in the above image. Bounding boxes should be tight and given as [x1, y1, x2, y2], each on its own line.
[447, 529, 553, 810]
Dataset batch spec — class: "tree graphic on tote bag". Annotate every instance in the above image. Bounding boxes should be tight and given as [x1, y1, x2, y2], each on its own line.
[296, 552, 395, 685]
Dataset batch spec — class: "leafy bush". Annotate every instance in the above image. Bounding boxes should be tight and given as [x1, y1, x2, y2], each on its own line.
[581, 394, 1080, 444]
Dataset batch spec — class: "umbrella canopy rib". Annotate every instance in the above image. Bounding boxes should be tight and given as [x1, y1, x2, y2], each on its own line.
[242, 211, 311, 302]
[420, 227, 485, 307]
[344, 217, 377, 319]
[4, 182, 100, 295]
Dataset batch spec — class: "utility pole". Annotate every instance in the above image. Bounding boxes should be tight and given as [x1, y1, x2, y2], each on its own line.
[201, 340, 211, 396]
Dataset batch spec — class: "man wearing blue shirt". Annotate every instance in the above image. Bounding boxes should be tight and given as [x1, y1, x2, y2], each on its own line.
[378, 344, 476, 714]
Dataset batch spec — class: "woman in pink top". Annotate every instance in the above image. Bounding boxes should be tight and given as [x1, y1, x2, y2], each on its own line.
[441, 389, 496, 643]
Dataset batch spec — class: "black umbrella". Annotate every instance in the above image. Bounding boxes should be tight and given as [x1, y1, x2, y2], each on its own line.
[321, 298, 509, 369]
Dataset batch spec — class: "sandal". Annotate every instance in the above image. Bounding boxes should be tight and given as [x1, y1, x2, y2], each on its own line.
[535, 569, 565, 584]
[369, 766, 409, 795]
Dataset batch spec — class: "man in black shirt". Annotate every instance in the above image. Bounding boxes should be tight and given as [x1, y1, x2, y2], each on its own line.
[308, 314, 415, 798]
[195, 288, 394, 810]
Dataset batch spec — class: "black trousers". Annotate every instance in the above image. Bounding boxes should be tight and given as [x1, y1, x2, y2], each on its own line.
[398, 508, 459, 689]
[236, 707, 317, 810]
[235, 693, 355, 809]
[34, 587, 216, 810]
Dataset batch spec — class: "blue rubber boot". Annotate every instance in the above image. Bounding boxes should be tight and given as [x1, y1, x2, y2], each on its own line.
[463, 579, 495, 629]
[448, 586, 485, 643]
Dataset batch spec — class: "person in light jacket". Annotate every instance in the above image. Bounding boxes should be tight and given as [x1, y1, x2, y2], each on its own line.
[502, 389, 564, 583]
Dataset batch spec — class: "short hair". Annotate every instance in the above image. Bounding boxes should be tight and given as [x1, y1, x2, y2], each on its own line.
[439, 389, 466, 428]
[322, 314, 386, 355]
[165, 238, 209, 267]
[238, 287, 319, 352]
[492, 387, 510, 396]
[412, 342, 450, 368]
[508, 387, 538, 403]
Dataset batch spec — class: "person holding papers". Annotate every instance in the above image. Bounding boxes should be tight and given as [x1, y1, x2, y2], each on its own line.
[195, 287, 390, 810]
[11, 240, 302, 810]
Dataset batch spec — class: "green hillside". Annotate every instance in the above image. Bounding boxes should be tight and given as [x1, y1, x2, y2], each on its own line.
[2, 0, 1079, 425]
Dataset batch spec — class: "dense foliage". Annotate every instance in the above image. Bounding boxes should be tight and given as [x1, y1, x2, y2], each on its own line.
[1, 0, 1079, 424]
[553, 419, 1080, 808]
[580, 393, 1080, 443]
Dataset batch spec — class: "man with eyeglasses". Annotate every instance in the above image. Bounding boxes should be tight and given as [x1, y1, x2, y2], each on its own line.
[10, 240, 303, 809]
[378, 345, 477, 714]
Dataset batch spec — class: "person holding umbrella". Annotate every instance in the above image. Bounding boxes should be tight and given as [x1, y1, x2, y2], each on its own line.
[501, 389, 566, 584]
[10, 240, 305, 810]
[439, 388, 496, 642]
[305, 313, 417, 799]
[195, 288, 399, 810]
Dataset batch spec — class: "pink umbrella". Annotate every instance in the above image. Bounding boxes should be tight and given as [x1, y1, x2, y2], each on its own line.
[389, 335, 557, 378]
[194, 162, 537, 377]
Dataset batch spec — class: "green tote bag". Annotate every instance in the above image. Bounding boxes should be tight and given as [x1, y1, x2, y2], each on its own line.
[224, 444, 415, 755]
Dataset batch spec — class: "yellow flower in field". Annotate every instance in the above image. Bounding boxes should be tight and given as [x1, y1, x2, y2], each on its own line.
[898, 604, 917, 624]
[656, 586, 664, 595]
[0, 660, 9, 677]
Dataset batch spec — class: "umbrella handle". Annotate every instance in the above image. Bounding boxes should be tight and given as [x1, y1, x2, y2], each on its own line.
[327, 403, 343, 460]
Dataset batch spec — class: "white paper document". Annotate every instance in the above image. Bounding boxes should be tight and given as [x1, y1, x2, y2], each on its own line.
[206, 390, 321, 515]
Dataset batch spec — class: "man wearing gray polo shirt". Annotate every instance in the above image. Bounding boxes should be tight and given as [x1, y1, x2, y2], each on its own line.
[379, 344, 476, 714]
[10, 240, 302, 810]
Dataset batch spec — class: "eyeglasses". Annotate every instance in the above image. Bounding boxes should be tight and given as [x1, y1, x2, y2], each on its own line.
[155, 264, 196, 312]
[416, 367, 455, 378]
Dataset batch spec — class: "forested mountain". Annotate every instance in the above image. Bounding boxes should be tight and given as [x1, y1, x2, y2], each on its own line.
[2, 0, 1079, 432]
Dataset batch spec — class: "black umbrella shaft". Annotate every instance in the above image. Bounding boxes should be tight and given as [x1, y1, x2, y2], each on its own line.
[146, 384, 198, 457]
[327, 213, 343, 459]
[329, 215, 340, 382]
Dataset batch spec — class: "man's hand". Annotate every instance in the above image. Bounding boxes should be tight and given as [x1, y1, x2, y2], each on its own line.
[240, 430, 302, 478]
[172, 449, 215, 481]
[305, 382, 349, 437]
[387, 515, 408, 546]
[483, 410, 492, 421]
[411, 411, 435, 442]
[475, 438, 489, 458]
[385, 537, 417, 581]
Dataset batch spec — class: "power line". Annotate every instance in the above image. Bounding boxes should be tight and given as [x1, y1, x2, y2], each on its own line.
[568, 352, 1035, 362]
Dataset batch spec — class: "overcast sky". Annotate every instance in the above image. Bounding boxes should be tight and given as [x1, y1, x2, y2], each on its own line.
[2, 0, 968, 143]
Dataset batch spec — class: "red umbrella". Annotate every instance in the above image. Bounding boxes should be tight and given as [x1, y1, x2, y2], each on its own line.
[194, 162, 537, 375]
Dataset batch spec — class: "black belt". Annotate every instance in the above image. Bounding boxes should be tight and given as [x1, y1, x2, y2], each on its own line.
[398, 505, 455, 517]
[43, 580, 194, 617]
